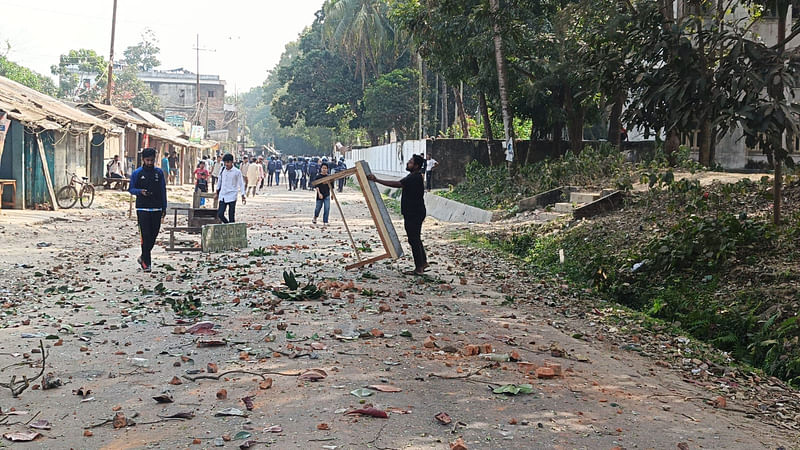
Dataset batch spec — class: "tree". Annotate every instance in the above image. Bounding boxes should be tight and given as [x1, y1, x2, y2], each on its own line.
[363, 68, 419, 139]
[271, 18, 368, 141]
[0, 56, 57, 96]
[489, 0, 514, 159]
[50, 49, 107, 101]
[321, 0, 408, 87]
[122, 29, 161, 71]
[112, 66, 161, 113]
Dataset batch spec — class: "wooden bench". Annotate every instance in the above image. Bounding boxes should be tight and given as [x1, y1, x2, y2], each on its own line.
[0, 179, 16, 210]
[164, 205, 222, 252]
[104, 177, 129, 190]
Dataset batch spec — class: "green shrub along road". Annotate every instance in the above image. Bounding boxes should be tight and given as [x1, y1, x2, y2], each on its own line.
[463, 167, 800, 386]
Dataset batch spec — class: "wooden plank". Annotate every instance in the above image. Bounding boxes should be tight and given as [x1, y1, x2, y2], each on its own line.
[331, 189, 362, 264]
[355, 162, 403, 259]
[311, 168, 356, 186]
[345, 253, 391, 271]
[36, 136, 58, 211]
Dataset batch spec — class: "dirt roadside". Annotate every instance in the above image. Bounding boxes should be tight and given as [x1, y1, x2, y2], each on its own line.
[0, 184, 794, 449]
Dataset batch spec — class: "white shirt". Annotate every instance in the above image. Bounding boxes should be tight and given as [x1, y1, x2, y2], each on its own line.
[426, 158, 438, 173]
[216, 166, 246, 203]
[212, 161, 222, 177]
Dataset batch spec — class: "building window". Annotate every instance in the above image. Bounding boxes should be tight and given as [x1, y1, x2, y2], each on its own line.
[208, 90, 215, 98]
[208, 120, 216, 131]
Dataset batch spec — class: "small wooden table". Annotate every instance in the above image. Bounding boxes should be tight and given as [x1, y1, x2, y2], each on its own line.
[0, 179, 16, 210]
[164, 207, 210, 252]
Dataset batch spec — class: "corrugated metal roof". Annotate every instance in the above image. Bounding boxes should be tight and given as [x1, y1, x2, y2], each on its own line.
[0, 76, 112, 131]
[129, 107, 191, 147]
[77, 102, 160, 129]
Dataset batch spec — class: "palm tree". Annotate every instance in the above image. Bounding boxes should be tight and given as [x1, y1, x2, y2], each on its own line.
[321, 0, 407, 87]
[488, 0, 514, 160]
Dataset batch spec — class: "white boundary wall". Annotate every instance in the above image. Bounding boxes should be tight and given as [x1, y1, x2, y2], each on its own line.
[344, 140, 426, 178]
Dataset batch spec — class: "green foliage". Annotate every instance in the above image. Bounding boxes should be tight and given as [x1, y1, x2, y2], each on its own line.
[0, 56, 57, 96]
[248, 247, 273, 257]
[441, 144, 627, 210]
[49, 49, 107, 100]
[272, 271, 327, 301]
[363, 68, 419, 139]
[470, 177, 800, 382]
[122, 29, 161, 71]
[112, 66, 161, 113]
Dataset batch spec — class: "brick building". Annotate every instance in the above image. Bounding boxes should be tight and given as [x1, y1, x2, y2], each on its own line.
[138, 68, 227, 138]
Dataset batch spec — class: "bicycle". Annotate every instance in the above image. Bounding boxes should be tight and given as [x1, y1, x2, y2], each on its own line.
[56, 172, 95, 209]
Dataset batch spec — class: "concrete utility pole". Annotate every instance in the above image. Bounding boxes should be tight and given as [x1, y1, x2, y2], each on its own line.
[192, 35, 215, 126]
[106, 0, 118, 105]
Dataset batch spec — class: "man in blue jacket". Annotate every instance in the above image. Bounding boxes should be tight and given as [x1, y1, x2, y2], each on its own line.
[285, 157, 297, 191]
[307, 158, 319, 190]
[274, 157, 283, 186]
[129, 148, 167, 273]
[267, 156, 276, 186]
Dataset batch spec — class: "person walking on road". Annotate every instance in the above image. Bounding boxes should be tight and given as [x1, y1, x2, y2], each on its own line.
[312, 163, 332, 225]
[215, 153, 246, 223]
[336, 157, 347, 192]
[211, 155, 222, 192]
[246, 157, 263, 197]
[267, 156, 276, 186]
[274, 157, 283, 186]
[368, 154, 428, 275]
[194, 161, 210, 206]
[286, 157, 297, 191]
[129, 148, 167, 273]
[424, 153, 438, 192]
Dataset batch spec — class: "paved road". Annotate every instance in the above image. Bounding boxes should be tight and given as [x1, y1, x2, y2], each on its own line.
[0, 184, 793, 449]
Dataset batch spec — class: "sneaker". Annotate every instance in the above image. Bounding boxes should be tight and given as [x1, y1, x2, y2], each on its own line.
[137, 256, 151, 272]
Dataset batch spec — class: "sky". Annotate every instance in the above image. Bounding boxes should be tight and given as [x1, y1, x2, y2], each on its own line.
[0, 0, 325, 94]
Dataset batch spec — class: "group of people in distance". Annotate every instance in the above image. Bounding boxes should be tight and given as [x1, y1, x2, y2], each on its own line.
[129, 149, 430, 276]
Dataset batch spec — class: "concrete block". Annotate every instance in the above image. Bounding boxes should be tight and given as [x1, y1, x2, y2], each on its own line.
[554, 202, 575, 213]
[600, 189, 617, 198]
[424, 193, 492, 223]
[201, 222, 247, 253]
[573, 190, 624, 220]
[569, 192, 600, 204]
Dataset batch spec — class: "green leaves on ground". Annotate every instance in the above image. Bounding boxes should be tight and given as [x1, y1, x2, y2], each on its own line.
[272, 271, 326, 301]
[493, 384, 534, 395]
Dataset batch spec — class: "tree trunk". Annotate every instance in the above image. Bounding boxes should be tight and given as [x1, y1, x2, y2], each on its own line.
[454, 86, 470, 138]
[442, 79, 449, 136]
[478, 91, 497, 166]
[698, 120, 712, 167]
[665, 129, 680, 164]
[564, 85, 585, 153]
[489, 0, 514, 167]
[607, 90, 625, 147]
[774, 3, 788, 224]
[479, 91, 493, 139]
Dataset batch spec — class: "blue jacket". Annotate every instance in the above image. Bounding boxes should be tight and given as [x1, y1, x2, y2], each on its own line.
[286, 162, 296, 173]
[275, 160, 283, 171]
[308, 161, 319, 178]
[129, 166, 167, 210]
[267, 160, 276, 172]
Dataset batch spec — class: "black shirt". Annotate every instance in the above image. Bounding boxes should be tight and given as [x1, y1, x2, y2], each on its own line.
[400, 171, 425, 217]
[314, 173, 331, 198]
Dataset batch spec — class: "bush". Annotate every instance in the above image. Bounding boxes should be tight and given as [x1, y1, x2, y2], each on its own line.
[441, 143, 628, 210]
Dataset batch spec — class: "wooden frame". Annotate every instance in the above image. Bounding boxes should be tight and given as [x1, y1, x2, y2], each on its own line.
[312, 161, 404, 270]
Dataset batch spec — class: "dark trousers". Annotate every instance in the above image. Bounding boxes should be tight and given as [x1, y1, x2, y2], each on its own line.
[403, 214, 427, 269]
[300, 175, 307, 190]
[211, 175, 218, 192]
[426, 171, 433, 190]
[217, 200, 236, 223]
[268, 171, 274, 186]
[288, 174, 296, 190]
[337, 177, 345, 192]
[137, 210, 162, 266]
